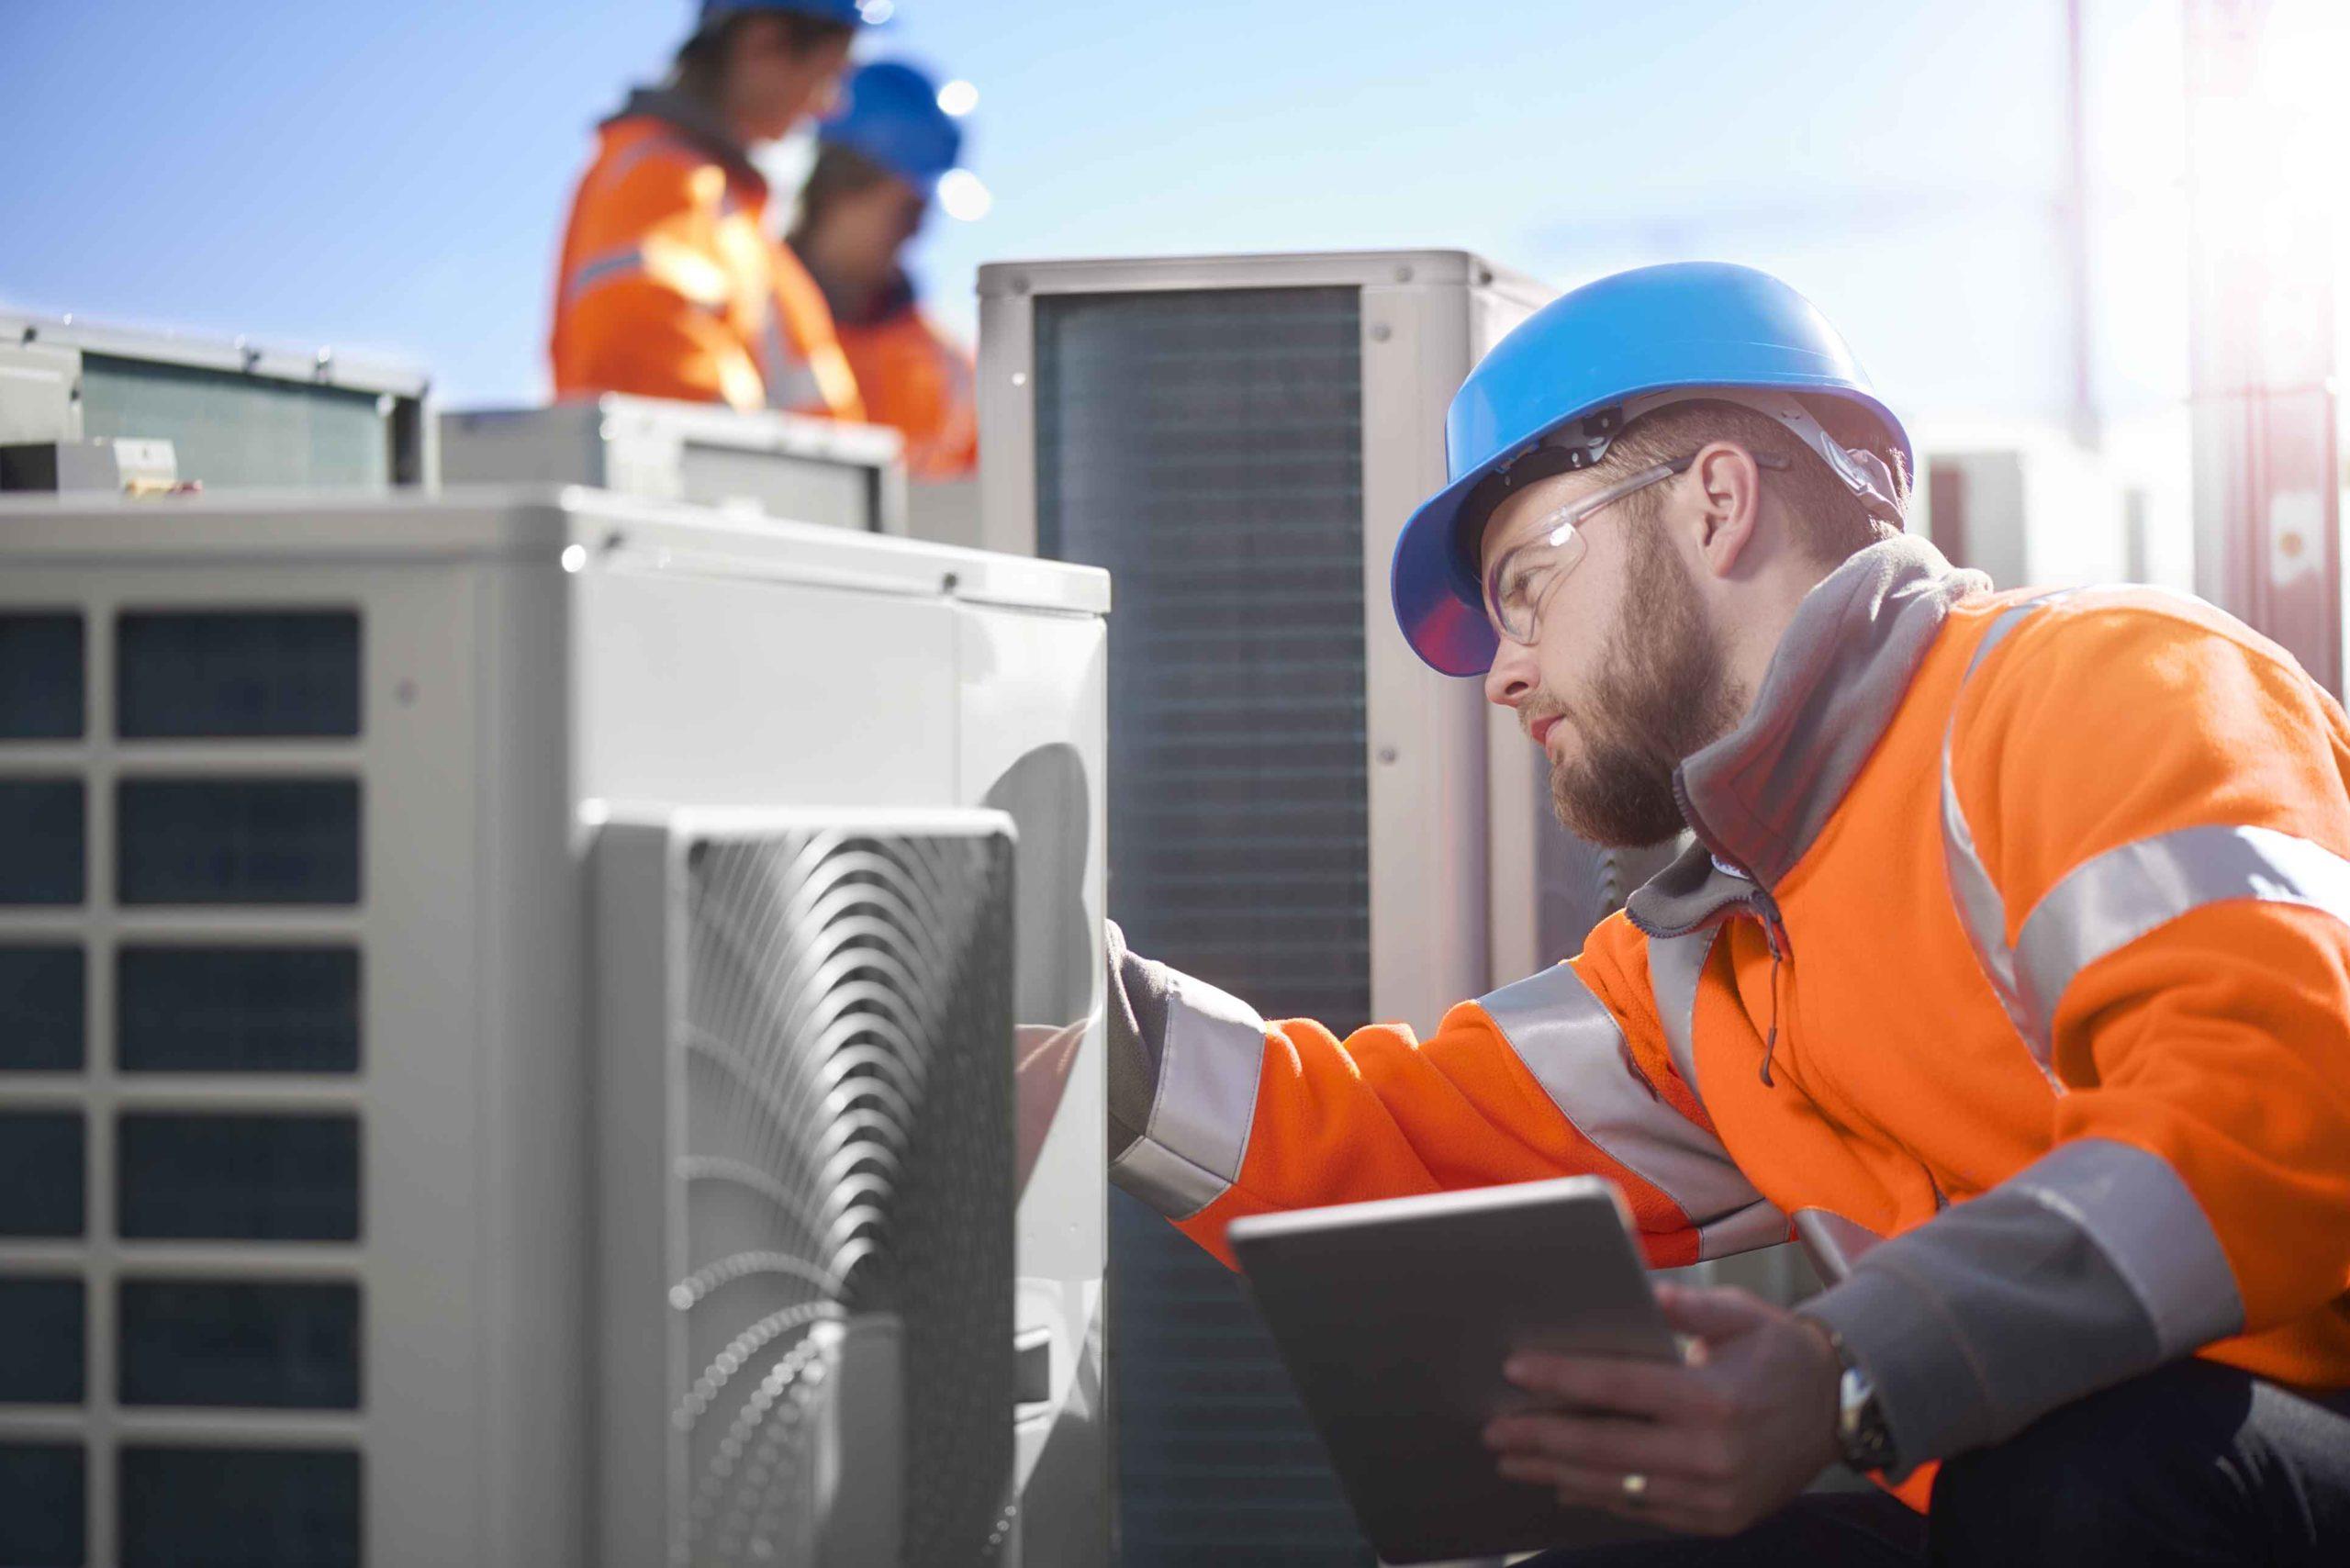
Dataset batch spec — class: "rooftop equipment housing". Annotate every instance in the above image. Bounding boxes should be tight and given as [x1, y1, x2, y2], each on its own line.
[0, 313, 433, 493]
[440, 396, 909, 535]
[0, 488, 1109, 1568]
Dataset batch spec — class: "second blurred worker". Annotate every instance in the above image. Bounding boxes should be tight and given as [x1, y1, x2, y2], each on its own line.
[791, 61, 982, 480]
[549, 1, 879, 418]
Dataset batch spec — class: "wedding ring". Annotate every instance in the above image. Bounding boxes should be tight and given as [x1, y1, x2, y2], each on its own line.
[1620, 1472, 1650, 1500]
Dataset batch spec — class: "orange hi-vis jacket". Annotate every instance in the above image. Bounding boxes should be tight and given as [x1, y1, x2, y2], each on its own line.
[550, 89, 864, 420]
[1105, 538, 2350, 1478]
[836, 275, 978, 481]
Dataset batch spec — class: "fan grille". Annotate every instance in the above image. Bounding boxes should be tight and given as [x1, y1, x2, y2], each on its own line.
[674, 828, 1015, 1568]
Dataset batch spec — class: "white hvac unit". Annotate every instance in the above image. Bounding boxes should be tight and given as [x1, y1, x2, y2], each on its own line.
[0, 312, 434, 493]
[0, 489, 1108, 1568]
[440, 396, 908, 535]
[976, 250, 1684, 1563]
[1913, 423, 2132, 591]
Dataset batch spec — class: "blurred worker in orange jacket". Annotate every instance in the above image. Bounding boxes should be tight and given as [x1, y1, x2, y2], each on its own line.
[548, 0, 878, 419]
[1106, 263, 2350, 1562]
[789, 60, 981, 480]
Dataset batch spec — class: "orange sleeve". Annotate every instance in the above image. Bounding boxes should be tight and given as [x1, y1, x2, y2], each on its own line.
[1956, 599, 2350, 1338]
[551, 151, 766, 411]
[1106, 916, 1737, 1271]
[770, 241, 866, 421]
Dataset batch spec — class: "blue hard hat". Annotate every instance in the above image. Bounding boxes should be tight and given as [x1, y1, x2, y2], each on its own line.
[697, 0, 895, 29]
[1391, 261, 1913, 677]
[819, 60, 964, 190]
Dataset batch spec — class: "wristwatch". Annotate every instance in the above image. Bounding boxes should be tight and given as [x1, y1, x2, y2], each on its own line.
[1822, 1327, 1897, 1473]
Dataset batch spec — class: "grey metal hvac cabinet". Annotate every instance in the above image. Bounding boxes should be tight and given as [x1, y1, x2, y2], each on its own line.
[0, 489, 1110, 1567]
[977, 251, 1666, 1566]
[0, 313, 433, 492]
[440, 395, 910, 535]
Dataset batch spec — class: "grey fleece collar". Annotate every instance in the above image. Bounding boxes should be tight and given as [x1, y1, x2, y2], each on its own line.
[1659, 536, 1990, 894]
[603, 85, 764, 186]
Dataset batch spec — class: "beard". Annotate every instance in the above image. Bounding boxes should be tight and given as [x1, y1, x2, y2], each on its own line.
[1535, 527, 1747, 848]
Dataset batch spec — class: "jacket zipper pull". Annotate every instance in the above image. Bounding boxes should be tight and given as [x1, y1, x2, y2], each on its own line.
[1755, 907, 1787, 1088]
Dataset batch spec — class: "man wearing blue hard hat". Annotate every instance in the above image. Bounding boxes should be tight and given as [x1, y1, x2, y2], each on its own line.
[1104, 262, 2350, 1562]
[789, 59, 983, 481]
[549, 1, 888, 417]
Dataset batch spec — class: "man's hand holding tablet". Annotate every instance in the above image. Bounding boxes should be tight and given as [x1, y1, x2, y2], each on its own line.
[1483, 1280, 1845, 1540]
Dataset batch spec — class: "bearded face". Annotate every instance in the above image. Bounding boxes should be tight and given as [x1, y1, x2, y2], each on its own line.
[1536, 520, 1747, 848]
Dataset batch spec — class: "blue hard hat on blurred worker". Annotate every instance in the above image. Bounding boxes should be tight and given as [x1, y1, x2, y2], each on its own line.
[698, 0, 897, 28]
[793, 56, 985, 480]
[1391, 262, 1913, 677]
[819, 60, 967, 195]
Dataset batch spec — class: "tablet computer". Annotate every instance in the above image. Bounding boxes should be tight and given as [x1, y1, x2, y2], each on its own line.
[1226, 1176, 1680, 1564]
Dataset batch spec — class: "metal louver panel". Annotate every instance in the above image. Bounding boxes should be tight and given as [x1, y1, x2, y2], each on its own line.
[81, 356, 395, 490]
[1035, 287, 1372, 1565]
[674, 826, 1015, 1568]
[1036, 287, 1369, 1025]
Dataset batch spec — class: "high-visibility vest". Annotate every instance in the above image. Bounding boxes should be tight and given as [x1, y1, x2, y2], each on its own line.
[837, 293, 977, 482]
[1107, 538, 2350, 1484]
[550, 110, 864, 421]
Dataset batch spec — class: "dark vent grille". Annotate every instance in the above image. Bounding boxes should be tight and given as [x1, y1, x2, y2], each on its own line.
[116, 610, 361, 738]
[117, 945, 362, 1074]
[0, 1443, 84, 1566]
[119, 1446, 361, 1568]
[1035, 286, 1373, 1564]
[1036, 287, 1370, 1025]
[0, 943, 83, 1070]
[116, 778, 362, 905]
[675, 827, 1014, 1568]
[118, 1280, 360, 1409]
[118, 1113, 361, 1240]
[0, 1110, 84, 1237]
[0, 611, 84, 739]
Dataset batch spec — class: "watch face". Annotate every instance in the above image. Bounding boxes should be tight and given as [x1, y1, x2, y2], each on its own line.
[1838, 1366, 1894, 1472]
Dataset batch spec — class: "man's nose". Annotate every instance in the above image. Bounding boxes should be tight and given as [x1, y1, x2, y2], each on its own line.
[1483, 639, 1537, 710]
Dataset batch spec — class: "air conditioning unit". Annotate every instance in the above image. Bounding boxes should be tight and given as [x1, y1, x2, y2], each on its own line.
[0, 312, 433, 493]
[440, 396, 908, 536]
[1913, 423, 2132, 591]
[976, 249, 1684, 1563]
[0, 488, 1108, 1568]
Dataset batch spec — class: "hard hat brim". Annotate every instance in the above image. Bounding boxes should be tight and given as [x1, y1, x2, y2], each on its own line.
[1393, 465, 1507, 678]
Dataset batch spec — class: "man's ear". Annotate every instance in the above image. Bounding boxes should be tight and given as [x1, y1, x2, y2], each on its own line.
[1688, 441, 1766, 580]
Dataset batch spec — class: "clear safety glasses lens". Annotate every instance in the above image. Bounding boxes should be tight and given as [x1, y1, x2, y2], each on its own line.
[1480, 459, 1690, 646]
[1485, 531, 1586, 645]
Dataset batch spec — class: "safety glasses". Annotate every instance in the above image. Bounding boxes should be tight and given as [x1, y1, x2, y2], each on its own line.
[1479, 451, 1790, 646]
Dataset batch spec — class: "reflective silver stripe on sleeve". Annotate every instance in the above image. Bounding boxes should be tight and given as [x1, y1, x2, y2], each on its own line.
[1479, 964, 1767, 1237]
[756, 315, 827, 411]
[562, 244, 647, 306]
[1942, 591, 2350, 1088]
[1106, 970, 1268, 1221]
[2015, 823, 2350, 1046]
[1939, 592, 2078, 1091]
[1646, 928, 1718, 1099]
[2015, 1137, 2244, 1356]
[1801, 1137, 2244, 1468]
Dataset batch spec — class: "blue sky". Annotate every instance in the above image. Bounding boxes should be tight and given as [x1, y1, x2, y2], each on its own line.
[0, 0, 2297, 438]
